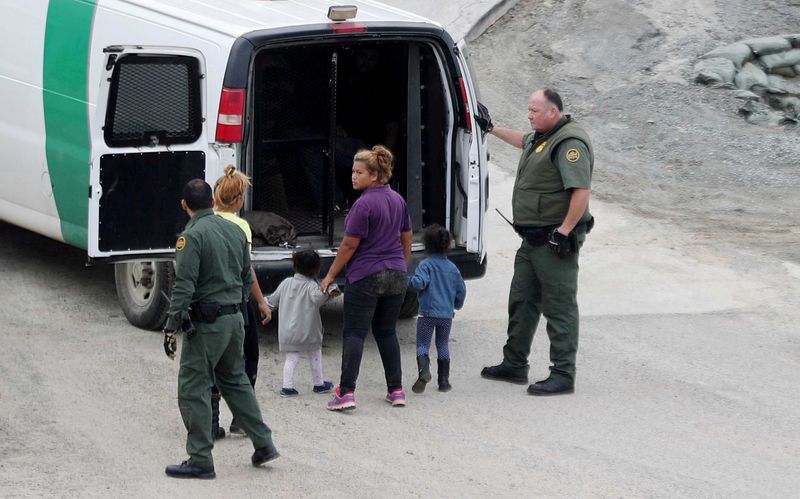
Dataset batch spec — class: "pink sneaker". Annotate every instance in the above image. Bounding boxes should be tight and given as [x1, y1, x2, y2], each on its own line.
[385, 389, 406, 407]
[326, 386, 356, 411]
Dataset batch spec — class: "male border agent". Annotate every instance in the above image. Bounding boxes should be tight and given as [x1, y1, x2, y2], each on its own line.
[163, 179, 279, 479]
[477, 88, 594, 395]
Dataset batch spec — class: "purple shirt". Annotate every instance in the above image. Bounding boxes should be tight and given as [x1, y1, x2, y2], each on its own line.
[344, 185, 412, 283]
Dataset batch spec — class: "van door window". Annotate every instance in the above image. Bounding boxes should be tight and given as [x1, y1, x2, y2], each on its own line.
[104, 55, 202, 147]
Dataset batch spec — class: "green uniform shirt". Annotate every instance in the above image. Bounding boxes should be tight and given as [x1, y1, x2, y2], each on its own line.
[165, 208, 253, 330]
[512, 116, 593, 226]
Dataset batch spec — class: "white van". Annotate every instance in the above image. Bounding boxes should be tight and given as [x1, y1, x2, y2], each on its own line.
[0, 0, 488, 329]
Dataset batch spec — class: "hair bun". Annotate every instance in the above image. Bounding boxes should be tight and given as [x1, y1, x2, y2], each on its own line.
[373, 145, 393, 163]
[224, 164, 236, 177]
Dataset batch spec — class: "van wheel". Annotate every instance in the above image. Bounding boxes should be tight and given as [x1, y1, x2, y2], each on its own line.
[399, 289, 419, 319]
[115, 261, 175, 330]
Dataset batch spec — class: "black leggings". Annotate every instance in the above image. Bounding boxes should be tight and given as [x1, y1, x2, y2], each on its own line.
[243, 299, 259, 387]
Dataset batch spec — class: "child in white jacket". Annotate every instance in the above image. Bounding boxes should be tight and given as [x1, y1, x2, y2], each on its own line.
[266, 249, 338, 397]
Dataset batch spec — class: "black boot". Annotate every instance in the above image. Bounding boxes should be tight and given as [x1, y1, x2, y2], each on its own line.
[211, 389, 225, 440]
[412, 355, 432, 394]
[438, 359, 451, 392]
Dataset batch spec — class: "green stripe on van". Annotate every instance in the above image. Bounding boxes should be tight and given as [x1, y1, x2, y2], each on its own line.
[43, 0, 97, 248]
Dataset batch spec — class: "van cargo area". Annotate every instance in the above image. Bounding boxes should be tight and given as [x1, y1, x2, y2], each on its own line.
[246, 39, 452, 250]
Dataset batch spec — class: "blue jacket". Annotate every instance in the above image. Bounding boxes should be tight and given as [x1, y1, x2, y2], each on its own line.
[407, 255, 466, 319]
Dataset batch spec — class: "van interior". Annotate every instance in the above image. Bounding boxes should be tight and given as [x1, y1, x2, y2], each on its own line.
[246, 40, 453, 249]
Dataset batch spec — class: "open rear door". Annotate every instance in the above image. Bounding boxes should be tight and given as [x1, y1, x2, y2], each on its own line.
[454, 40, 487, 259]
[88, 47, 207, 261]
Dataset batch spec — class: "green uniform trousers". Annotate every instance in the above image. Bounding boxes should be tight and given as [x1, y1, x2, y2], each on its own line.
[178, 313, 272, 468]
[502, 239, 580, 383]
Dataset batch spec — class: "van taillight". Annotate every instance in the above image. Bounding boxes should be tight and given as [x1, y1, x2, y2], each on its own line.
[330, 22, 367, 33]
[216, 87, 245, 143]
[458, 78, 472, 132]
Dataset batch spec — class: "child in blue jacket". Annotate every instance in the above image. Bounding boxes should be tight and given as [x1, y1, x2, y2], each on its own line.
[407, 224, 467, 392]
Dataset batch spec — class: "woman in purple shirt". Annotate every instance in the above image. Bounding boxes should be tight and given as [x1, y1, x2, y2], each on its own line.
[320, 145, 413, 411]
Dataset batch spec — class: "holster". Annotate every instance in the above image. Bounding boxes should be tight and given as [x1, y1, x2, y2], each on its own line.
[188, 301, 221, 323]
[584, 216, 595, 234]
[514, 224, 558, 246]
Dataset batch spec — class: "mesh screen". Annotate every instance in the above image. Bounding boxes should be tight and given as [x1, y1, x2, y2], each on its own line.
[105, 55, 201, 147]
[251, 47, 333, 235]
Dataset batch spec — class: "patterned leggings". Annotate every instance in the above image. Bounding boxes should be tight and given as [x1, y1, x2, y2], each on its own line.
[416, 317, 453, 359]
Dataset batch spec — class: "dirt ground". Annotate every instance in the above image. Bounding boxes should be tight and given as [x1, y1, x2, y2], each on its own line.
[2, 0, 800, 497]
[470, 0, 800, 262]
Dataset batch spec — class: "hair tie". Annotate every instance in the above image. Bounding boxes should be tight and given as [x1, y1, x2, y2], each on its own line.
[226, 168, 236, 178]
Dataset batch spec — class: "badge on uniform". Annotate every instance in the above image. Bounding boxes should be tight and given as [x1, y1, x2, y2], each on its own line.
[565, 148, 580, 162]
[535, 141, 547, 154]
[176, 236, 186, 251]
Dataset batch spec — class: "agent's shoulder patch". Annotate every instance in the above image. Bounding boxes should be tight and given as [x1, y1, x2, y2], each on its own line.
[175, 236, 187, 251]
[565, 148, 581, 163]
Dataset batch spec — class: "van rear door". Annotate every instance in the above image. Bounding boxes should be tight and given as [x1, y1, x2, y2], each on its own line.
[453, 40, 487, 259]
[88, 47, 207, 261]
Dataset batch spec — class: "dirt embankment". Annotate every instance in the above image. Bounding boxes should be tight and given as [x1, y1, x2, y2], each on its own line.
[470, 0, 800, 262]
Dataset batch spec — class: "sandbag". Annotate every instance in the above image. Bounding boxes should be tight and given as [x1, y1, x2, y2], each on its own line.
[782, 77, 800, 95]
[693, 57, 736, 86]
[770, 95, 800, 114]
[766, 74, 787, 94]
[785, 34, 800, 48]
[760, 49, 800, 71]
[244, 210, 298, 247]
[701, 43, 753, 68]
[738, 100, 788, 127]
[770, 66, 796, 77]
[735, 62, 768, 91]
[732, 89, 760, 101]
[742, 36, 791, 55]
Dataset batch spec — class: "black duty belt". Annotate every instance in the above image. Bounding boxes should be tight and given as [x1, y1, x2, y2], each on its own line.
[514, 224, 559, 246]
[189, 301, 242, 323]
[218, 303, 241, 316]
[514, 217, 595, 247]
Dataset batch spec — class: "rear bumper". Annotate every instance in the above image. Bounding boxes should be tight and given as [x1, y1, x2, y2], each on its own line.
[253, 248, 486, 294]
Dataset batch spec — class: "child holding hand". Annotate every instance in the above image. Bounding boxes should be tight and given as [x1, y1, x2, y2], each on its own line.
[266, 249, 337, 397]
[407, 224, 466, 393]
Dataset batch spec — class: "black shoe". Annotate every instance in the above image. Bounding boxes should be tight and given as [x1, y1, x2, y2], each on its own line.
[313, 381, 334, 394]
[480, 364, 528, 385]
[527, 377, 575, 396]
[252, 443, 280, 467]
[165, 460, 216, 479]
[213, 426, 226, 440]
[229, 418, 245, 436]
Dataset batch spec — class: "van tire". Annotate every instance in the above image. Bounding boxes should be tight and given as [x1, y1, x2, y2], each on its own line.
[399, 289, 419, 319]
[115, 261, 175, 330]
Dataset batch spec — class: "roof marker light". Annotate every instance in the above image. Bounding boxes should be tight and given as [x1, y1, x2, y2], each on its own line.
[328, 5, 358, 21]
